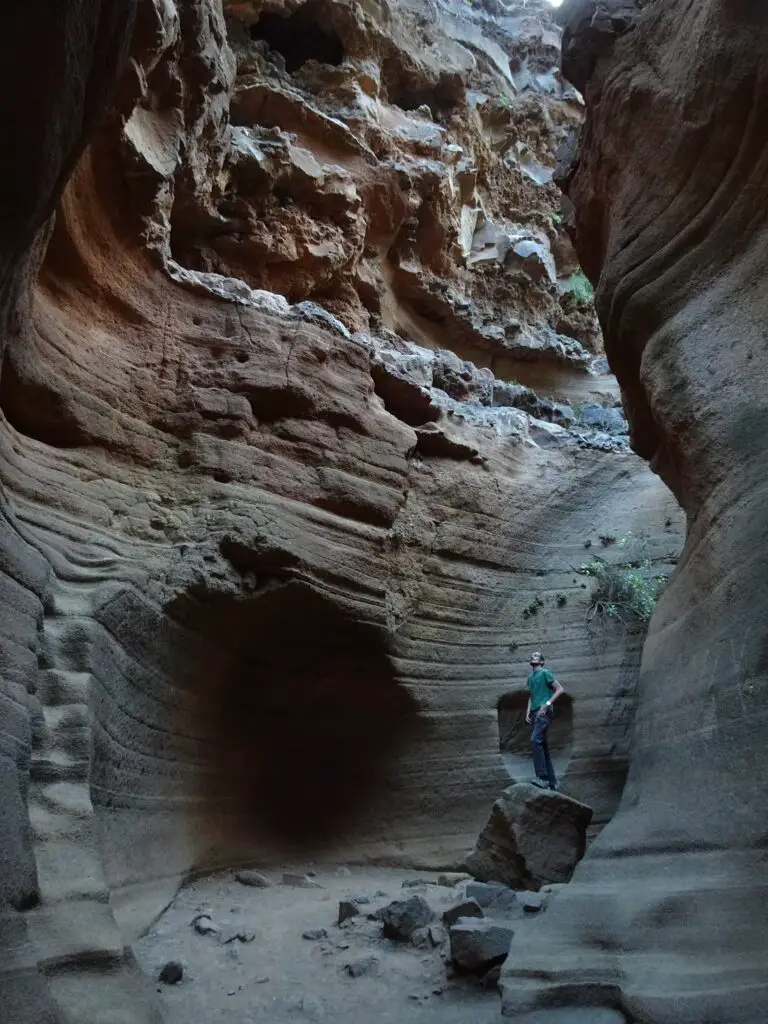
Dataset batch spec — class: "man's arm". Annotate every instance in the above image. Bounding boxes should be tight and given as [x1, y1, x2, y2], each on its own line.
[525, 696, 532, 723]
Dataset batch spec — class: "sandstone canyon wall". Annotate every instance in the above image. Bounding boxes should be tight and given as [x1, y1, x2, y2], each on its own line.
[502, 2, 768, 1023]
[0, 1, 682, 1022]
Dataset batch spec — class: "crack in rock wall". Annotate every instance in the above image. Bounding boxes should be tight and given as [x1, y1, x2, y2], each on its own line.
[0, 1, 684, 1022]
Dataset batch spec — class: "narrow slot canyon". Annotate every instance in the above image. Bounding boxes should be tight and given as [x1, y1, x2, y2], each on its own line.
[0, 1, 764, 1023]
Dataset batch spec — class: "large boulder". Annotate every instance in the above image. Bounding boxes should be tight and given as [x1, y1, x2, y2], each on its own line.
[466, 784, 592, 890]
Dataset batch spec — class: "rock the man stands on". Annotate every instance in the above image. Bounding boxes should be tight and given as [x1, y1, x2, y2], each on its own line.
[525, 651, 564, 791]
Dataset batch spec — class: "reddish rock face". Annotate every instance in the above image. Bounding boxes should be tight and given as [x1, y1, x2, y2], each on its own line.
[503, 3, 768, 1022]
[0, 1, 684, 1021]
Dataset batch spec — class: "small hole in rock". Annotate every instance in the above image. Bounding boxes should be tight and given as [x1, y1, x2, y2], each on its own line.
[249, 2, 344, 72]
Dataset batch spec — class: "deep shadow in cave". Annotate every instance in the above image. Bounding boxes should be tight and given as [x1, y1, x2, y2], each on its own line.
[171, 581, 420, 849]
[0, 346, 90, 447]
[249, 3, 345, 73]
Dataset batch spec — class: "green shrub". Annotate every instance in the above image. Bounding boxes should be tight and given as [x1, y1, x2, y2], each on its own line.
[565, 268, 594, 306]
[581, 560, 667, 624]
[578, 532, 671, 648]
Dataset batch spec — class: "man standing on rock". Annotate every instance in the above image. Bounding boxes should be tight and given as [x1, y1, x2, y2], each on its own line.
[525, 652, 564, 791]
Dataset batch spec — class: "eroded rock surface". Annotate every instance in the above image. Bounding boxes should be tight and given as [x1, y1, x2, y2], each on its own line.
[0, 1, 685, 1022]
[502, 2, 768, 1022]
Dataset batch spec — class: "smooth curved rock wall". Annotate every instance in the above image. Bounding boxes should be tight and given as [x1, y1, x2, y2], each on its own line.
[502, 2, 768, 1022]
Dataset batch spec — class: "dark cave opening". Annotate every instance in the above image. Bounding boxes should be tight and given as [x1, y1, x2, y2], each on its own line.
[171, 581, 420, 849]
[370, 363, 441, 428]
[381, 60, 464, 116]
[249, 4, 345, 73]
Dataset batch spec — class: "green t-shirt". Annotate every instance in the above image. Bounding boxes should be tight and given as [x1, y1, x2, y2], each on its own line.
[527, 668, 555, 710]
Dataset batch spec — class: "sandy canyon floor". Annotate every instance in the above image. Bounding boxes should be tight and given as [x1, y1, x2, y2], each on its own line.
[134, 865, 505, 1024]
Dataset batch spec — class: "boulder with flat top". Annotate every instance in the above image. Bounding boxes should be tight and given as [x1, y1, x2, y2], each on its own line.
[465, 783, 592, 889]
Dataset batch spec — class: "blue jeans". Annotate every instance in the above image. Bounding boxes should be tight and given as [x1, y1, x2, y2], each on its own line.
[531, 707, 557, 789]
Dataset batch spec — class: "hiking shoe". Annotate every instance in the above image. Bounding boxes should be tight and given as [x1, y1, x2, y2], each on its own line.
[529, 778, 550, 790]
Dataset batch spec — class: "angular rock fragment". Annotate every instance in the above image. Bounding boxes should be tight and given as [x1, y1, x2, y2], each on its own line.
[437, 872, 472, 887]
[518, 891, 545, 913]
[449, 918, 514, 974]
[409, 926, 433, 949]
[465, 880, 505, 903]
[337, 900, 360, 925]
[465, 783, 592, 889]
[465, 880, 516, 913]
[302, 928, 328, 941]
[442, 897, 484, 927]
[378, 895, 434, 940]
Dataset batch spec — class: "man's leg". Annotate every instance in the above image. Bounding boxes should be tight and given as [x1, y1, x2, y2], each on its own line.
[530, 713, 550, 785]
[541, 718, 557, 790]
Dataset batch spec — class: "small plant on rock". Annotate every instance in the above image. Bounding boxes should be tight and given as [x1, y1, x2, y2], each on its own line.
[522, 596, 544, 620]
[565, 268, 594, 307]
[577, 532, 672, 651]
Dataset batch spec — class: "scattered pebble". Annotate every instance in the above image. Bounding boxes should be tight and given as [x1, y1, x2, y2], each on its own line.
[158, 961, 183, 985]
[235, 870, 271, 888]
[223, 929, 255, 944]
[345, 955, 377, 978]
[191, 914, 219, 936]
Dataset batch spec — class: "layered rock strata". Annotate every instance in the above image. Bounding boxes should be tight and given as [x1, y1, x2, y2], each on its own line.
[0, 1, 683, 1022]
[502, 2, 768, 1022]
